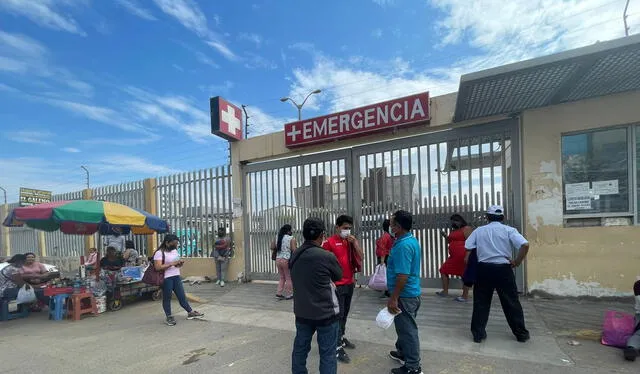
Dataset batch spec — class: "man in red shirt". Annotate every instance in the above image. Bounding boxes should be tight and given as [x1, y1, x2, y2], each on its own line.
[323, 215, 364, 364]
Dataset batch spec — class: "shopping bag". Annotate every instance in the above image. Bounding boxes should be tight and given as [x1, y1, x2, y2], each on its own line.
[601, 310, 635, 347]
[368, 264, 388, 291]
[376, 307, 400, 329]
[16, 284, 37, 304]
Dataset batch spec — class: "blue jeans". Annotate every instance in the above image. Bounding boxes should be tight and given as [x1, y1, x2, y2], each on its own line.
[394, 296, 421, 369]
[162, 275, 192, 317]
[292, 320, 339, 374]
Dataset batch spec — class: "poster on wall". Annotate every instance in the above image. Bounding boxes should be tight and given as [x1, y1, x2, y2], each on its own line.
[592, 180, 619, 195]
[565, 182, 591, 210]
[19, 187, 52, 207]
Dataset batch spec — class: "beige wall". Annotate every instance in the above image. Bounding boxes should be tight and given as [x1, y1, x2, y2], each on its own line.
[522, 91, 640, 296]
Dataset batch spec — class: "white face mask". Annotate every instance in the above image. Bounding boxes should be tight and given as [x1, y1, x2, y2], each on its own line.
[340, 229, 351, 239]
[389, 230, 396, 238]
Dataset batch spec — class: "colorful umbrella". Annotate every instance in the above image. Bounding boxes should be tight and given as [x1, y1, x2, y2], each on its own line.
[2, 200, 169, 235]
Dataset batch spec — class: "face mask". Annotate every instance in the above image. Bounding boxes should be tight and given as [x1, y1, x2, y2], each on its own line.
[340, 229, 351, 239]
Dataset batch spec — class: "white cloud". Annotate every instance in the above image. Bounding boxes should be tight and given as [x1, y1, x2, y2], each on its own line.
[62, 147, 81, 153]
[5, 130, 54, 145]
[200, 80, 234, 96]
[116, 0, 157, 21]
[372, 0, 395, 6]
[0, 31, 94, 97]
[242, 106, 295, 137]
[152, 0, 236, 60]
[238, 32, 263, 48]
[371, 28, 383, 38]
[0, 0, 86, 36]
[100, 155, 179, 175]
[81, 135, 161, 146]
[195, 51, 220, 68]
[243, 52, 277, 70]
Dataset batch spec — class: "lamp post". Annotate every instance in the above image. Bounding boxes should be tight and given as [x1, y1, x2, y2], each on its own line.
[280, 89, 322, 120]
[0, 186, 5, 205]
[81, 166, 90, 189]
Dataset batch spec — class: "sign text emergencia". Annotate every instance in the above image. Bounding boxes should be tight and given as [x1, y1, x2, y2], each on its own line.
[284, 92, 430, 148]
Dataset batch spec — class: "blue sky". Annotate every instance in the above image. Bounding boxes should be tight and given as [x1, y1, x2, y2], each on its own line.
[0, 0, 638, 202]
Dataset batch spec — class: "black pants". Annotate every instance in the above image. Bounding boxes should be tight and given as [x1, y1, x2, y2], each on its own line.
[336, 283, 355, 339]
[471, 263, 529, 340]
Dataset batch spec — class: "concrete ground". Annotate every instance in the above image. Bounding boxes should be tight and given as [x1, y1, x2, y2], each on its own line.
[0, 282, 637, 374]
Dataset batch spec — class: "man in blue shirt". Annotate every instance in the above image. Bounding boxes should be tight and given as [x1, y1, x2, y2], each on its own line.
[387, 210, 423, 374]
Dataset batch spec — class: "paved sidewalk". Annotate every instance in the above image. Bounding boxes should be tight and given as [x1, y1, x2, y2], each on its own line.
[0, 282, 637, 373]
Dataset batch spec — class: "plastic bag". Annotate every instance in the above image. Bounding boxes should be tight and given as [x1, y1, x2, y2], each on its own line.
[376, 307, 400, 329]
[368, 264, 388, 291]
[601, 310, 635, 347]
[16, 284, 37, 304]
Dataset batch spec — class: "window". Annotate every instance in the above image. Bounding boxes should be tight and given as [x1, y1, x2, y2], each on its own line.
[562, 127, 630, 217]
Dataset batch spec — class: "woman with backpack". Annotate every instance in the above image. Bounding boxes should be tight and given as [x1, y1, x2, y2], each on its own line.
[271, 224, 297, 300]
[153, 234, 204, 326]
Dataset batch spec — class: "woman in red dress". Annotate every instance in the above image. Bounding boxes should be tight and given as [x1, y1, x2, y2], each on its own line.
[437, 214, 473, 302]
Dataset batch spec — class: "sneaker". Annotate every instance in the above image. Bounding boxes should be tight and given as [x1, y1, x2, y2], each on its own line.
[165, 316, 176, 326]
[220, 280, 225, 287]
[624, 346, 638, 361]
[275, 294, 285, 300]
[215, 280, 221, 285]
[285, 295, 294, 300]
[341, 337, 356, 349]
[389, 351, 405, 365]
[336, 347, 351, 363]
[516, 334, 530, 343]
[187, 311, 204, 320]
[390, 366, 423, 374]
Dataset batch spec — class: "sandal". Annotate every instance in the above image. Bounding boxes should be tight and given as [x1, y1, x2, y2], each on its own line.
[436, 291, 448, 297]
[454, 296, 468, 302]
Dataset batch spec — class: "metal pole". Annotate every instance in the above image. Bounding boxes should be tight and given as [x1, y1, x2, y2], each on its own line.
[81, 166, 90, 189]
[624, 0, 631, 36]
[241, 104, 250, 139]
[0, 186, 6, 204]
[297, 106, 302, 120]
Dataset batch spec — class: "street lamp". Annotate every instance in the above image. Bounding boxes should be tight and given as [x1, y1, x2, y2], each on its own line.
[80, 166, 90, 189]
[280, 89, 322, 120]
[0, 186, 6, 204]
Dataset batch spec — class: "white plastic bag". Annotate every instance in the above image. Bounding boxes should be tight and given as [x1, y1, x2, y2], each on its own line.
[376, 307, 400, 329]
[16, 284, 37, 304]
[368, 264, 388, 291]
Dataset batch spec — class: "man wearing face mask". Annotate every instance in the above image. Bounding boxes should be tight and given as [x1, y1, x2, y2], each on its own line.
[322, 215, 364, 364]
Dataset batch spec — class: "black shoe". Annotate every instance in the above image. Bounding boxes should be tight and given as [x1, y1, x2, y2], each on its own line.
[275, 294, 285, 300]
[390, 366, 423, 374]
[516, 334, 530, 343]
[165, 316, 176, 326]
[624, 346, 638, 361]
[473, 332, 487, 343]
[341, 337, 356, 349]
[336, 347, 351, 363]
[389, 351, 405, 365]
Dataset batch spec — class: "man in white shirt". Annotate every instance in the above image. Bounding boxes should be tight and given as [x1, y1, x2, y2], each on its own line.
[464, 205, 530, 344]
[103, 227, 126, 253]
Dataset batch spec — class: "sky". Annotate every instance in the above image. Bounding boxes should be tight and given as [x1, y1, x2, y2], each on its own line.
[0, 0, 639, 203]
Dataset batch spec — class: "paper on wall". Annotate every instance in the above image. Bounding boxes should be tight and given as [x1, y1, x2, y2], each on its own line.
[232, 198, 243, 219]
[565, 182, 591, 210]
[592, 180, 619, 195]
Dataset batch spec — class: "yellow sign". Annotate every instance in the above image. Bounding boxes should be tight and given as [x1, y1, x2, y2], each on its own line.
[19, 187, 52, 206]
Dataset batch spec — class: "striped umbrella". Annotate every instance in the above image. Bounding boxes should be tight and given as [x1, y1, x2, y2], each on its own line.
[2, 200, 169, 235]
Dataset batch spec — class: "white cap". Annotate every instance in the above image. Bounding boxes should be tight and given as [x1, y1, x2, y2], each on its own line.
[487, 205, 504, 216]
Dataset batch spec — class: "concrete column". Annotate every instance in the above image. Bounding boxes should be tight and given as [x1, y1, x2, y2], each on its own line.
[37, 231, 46, 257]
[143, 178, 158, 253]
[227, 144, 246, 281]
[82, 188, 95, 255]
[1, 204, 10, 257]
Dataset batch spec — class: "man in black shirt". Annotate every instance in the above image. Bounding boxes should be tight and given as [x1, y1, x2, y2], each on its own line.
[290, 217, 343, 374]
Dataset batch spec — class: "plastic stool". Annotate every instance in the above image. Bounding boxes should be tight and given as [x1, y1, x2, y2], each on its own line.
[0, 299, 30, 321]
[48, 294, 69, 321]
[67, 292, 97, 321]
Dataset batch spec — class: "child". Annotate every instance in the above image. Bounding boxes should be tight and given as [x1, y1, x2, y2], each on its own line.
[624, 280, 640, 361]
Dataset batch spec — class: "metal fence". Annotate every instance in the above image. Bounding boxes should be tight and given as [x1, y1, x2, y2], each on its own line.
[156, 166, 233, 258]
[44, 190, 85, 257]
[7, 202, 39, 255]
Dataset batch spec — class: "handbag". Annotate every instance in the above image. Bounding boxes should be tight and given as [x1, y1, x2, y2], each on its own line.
[142, 250, 165, 286]
[368, 264, 388, 291]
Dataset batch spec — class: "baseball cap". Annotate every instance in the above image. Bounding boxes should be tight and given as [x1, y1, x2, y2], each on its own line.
[487, 205, 504, 216]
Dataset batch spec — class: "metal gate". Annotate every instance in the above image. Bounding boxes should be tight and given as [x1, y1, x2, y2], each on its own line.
[243, 119, 523, 289]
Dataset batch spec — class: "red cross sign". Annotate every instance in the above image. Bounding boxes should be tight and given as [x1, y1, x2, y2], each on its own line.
[210, 96, 243, 141]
